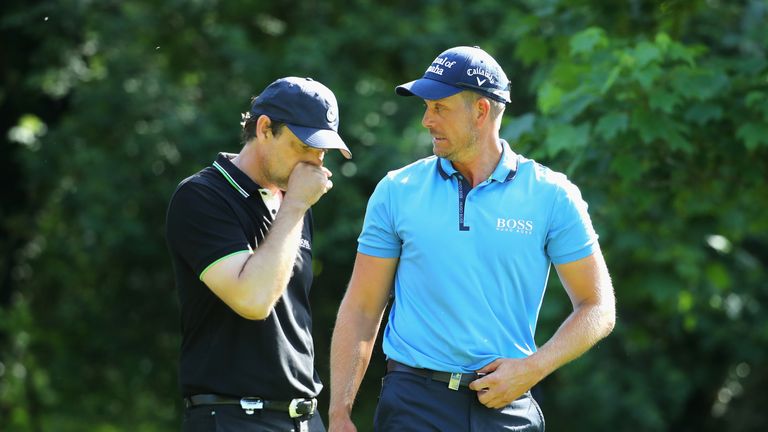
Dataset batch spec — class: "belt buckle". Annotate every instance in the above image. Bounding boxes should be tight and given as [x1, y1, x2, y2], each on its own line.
[448, 373, 463, 391]
[240, 397, 264, 415]
[289, 398, 316, 418]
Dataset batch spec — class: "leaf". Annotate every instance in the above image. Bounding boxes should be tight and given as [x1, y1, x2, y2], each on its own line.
[570, 27, 607, 57]
[736, 123, 768, 150]
[745, 91, 765, 107]
[649, 89, 681, 113]
[705, 263, 732, 291]
[631, 109, 690, 151]
[670, 68, 729, 101]
[678, 290, 694, 313]
[609, 153, 647, 182]
[600, 65, 622, 95]
[502, 112, 536, 142]
[558, 89, 597, 122]
[633, 41, 662, 67]
[544, 122, 590, 157]
[745, 91, 766, 108]
[515, 36, 549, 66]
[654, 32, 672, 52]
[684, 103, 724, 125]
[667, 42, 700, 66]
[538, 82, 564, 114]
[631, 64, 662, 90]
[595, 112, 628, 140]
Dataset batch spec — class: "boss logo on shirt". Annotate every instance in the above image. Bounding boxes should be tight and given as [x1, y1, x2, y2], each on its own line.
[299, 238, 311, 250]
[496, 218, 534, 234]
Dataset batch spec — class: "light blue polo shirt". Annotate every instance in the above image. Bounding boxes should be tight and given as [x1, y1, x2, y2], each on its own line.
[357, 140, 598, 373]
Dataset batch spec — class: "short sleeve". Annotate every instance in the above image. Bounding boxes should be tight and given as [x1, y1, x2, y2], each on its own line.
[166, 181, 251, 279]
[357, 177, 402, 258]
[545, 180, 599, 264]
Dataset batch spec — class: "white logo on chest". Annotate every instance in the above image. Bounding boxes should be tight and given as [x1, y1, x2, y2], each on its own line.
[496, 218, 534, 234]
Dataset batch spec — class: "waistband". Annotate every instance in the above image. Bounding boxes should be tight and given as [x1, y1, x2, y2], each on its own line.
[387, 359, 481, 391]
[184, 394, 317, 418]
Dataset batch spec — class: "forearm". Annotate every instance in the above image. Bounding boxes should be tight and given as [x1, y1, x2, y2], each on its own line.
[329, 299, 384, 420]
[234, 201, 307, 317]
[526, 298, 615, 381]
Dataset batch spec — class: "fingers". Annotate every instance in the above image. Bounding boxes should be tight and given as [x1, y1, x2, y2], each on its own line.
[476, 386, 514, 410]
[475, 358, 501, 374]
[468, 375, 488, 392]
[475, 385, 527, 409]
[285, 163, 334, 208]
[469, 358, 502, 391]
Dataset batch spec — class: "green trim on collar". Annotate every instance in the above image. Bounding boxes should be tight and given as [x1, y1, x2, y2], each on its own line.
[213, 161, 249, 198]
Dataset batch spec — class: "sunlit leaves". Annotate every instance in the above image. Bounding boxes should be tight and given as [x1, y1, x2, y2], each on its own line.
[736, 123, 768, 150]
[569, 27, 607, 57]
[544, 122, 590, 157]
[3, 1, 768, 431]
[594, 112, 628, 140]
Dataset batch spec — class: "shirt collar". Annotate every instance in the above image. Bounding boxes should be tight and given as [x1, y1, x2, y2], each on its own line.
[436, 139, 518, 183]
[212, 152, 264, 198]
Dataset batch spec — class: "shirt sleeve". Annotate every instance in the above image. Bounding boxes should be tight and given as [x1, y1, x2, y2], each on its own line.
[357, 176, 402, 258]
[166, 181, 252, 279]
[545, 179, 599, 264]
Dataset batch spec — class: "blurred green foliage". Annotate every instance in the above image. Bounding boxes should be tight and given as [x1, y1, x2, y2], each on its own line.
[1, 0, 766, 431]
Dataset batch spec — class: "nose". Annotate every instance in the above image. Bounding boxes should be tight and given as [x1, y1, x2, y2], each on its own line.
[306, 148, 325, 166]
[421, 109, 433, 129]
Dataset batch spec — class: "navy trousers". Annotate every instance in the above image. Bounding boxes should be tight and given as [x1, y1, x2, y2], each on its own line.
[374, 370, 545, 431]
[182, 404, 325, 432]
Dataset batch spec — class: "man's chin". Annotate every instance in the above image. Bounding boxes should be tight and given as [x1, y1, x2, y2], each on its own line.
[433, 148, 451, 159]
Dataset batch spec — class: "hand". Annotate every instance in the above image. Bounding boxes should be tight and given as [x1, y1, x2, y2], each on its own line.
[328, 413, 357, 432]
[283, 162, 333, 209]
[468, 358, 541, 409]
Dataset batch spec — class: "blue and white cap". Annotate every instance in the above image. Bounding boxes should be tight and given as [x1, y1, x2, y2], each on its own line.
[250, 77, 351, 159]
[396, 46, 511, 103]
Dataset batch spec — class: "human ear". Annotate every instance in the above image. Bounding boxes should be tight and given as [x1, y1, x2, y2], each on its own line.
[476, 98, 491, 123]
[255, 115, 273, 140]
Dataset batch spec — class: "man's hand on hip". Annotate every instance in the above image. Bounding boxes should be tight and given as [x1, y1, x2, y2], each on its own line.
[468, 358, 542, 409]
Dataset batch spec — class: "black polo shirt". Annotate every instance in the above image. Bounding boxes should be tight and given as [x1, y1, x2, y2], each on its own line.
[165, 153, 322, 400]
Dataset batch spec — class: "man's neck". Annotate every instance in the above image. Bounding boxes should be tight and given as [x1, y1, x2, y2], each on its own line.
[231, 145, 280, 194]
[451, 136, 502, 187]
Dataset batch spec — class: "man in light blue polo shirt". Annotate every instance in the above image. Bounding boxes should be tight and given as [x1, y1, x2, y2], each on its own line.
[329, 46, 616, 432]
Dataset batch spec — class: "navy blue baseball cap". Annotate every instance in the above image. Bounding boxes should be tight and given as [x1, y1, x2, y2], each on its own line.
[396, 46, 511, 103]
[250, 77, 351, 159]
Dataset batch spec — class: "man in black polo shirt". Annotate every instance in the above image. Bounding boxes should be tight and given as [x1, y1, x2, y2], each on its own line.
[166, 77, 351, 432]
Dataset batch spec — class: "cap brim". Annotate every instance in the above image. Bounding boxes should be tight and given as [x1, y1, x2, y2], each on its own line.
[287, 124, 352, 159]
[395, 78, 463, 100]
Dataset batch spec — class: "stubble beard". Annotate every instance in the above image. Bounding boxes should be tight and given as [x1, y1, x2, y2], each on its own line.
[436, 126, 479, 163]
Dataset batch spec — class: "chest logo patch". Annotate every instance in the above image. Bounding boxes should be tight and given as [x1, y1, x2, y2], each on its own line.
[496, 218, 534, 235]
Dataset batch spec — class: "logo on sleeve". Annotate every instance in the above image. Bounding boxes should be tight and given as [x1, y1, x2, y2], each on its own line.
[496, 218, 534, 235]
[299, 238, 312, 250]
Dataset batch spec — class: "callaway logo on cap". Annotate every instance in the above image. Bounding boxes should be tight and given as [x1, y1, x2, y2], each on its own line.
[396, 46, 511, 103]
[249, 77, 351, 159]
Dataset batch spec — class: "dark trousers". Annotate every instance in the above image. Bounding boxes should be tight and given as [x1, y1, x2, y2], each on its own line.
[374, 370, 545, 432]
[182, 404, 325, 432]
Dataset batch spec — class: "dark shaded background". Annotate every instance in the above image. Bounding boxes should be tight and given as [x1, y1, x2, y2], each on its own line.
[2, 0, 767, 430]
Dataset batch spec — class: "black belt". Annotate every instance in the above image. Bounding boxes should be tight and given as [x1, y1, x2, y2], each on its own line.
[387, 359, 481, 390]
[184, 394, 317, 418]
